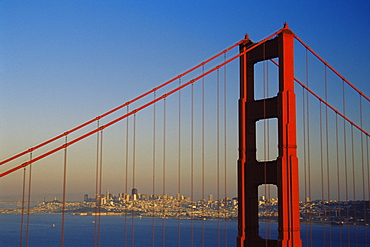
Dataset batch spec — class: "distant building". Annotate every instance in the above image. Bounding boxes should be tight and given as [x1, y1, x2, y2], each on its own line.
[208, 194, 213, 202]
[140, 194, 147, 200]
[84, 194, 89, 202]
[132, 188, 138, 196]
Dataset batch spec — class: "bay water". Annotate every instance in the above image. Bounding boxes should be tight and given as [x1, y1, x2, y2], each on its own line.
[0, 214, 368, 246]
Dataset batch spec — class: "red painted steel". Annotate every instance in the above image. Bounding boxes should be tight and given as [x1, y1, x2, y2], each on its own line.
[270, 59, 370, 137]
[0, 40, 243, 167]
[277, 26, 302, 247]
[1, 29, 284, 178]
[237, 24, 302, 247]
[294, 35, 370, 102]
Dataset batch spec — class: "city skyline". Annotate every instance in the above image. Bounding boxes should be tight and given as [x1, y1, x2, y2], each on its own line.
[1, 1, 369, 203]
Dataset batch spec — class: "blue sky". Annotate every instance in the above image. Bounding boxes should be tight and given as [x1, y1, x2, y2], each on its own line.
[1, 1, 369, 200]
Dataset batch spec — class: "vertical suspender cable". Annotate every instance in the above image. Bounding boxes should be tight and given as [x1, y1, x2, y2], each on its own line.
[94, 120, 100, 247]
[335, 114, 343, 246]
[98, 129, 103, 247]
[302, 67, 308, 247]
[25, 152, 32, 247]
[319, 102, 326, 247]
[132, 114, 136, 247]
[342, 80, 351, 246]
[177, 80, 181, 247]
[359, 96, 368, 246]
[190, 82, 194, 247]
[124, 106, 129, 247]
[324, 65, 332, 246]
[351, 125, 358, 245]
[367, 137, 370, 239]
[305, 49, 313, 247]
[201, 67, 205, 247]
[223, 53, 228, 247]
[217, 68, 221, 247]
[162, 99, 166, 247]
[152, 92, 157, 247]
[308, 59, 313, 247]
[263, 52, 267, 243]
[262, 44, 269, 244]
[61, 135, 68, 247]
[266, 60, 271, 242]
[20, 166, 27, 247]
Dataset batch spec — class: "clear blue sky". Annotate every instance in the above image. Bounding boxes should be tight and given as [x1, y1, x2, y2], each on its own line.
[1, 1, 369, 200]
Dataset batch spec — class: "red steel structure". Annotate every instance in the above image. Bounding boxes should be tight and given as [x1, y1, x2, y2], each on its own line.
[1, 24, 369, 247]
[237, 24, 302, 247]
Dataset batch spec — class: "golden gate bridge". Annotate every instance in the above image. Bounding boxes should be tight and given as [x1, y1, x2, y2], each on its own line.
[0, 24, 369, 247]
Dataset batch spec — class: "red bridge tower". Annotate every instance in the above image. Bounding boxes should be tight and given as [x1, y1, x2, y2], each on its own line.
[237, 24, 302, 247]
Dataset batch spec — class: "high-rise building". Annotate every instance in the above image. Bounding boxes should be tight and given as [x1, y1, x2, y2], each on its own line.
[132, 188, 138, 196]
[84, 194, 89, 202]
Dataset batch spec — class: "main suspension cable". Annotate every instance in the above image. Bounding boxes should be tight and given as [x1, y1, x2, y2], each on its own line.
[2, 30, 283, 178]
[0, 38, 245, 168]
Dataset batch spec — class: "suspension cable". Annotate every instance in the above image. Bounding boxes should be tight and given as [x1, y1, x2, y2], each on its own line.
[263, 43, 271, 243]
[342, 80, 351, 246]
[302, 69, 308, 246]
[263, 43, 268, 243]
[61, 135, 68, 247]
[216, 68, 221, 247]
[25, 152, 32, 247]
[98, 129, 103, 247]
[152, 93, 156, 247]
[20, 166, 27, 247]
[223, 52, 228, 247]
[201, 66, 205, 247]
[351, 125, 359, 245]
[293, 34, 370, 102]
[162, 100, 166, 247]
[306, 48, 313, 247]
[269, 59, 369, 137]
[124, 106, 129, 247]
[360, 96, 368, 246]
[1, 31, 284, 178]
[94, 120, 100, 247]
[335, 114, 343, 245]
[324, 65, 333, 246]
[132, 114, 136, 247]
[319, 102, 326, 247]
[190, 82, 195, 247]
[0, 38, 246, 168]
[177, 79, 181, 247]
